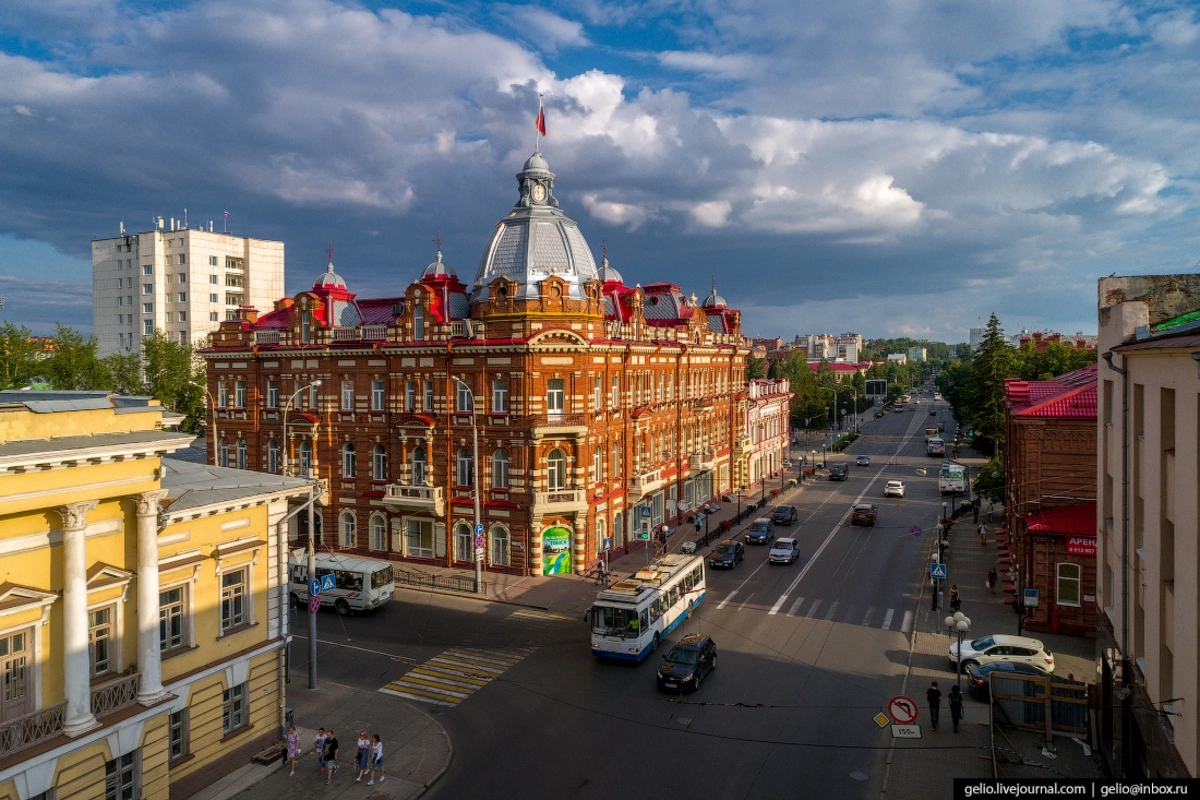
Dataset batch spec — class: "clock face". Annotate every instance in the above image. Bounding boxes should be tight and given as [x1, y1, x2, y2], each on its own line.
[531, 183, 547, 203]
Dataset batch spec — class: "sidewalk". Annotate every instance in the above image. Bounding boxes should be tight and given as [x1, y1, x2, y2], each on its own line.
[192, 680, 451, 800]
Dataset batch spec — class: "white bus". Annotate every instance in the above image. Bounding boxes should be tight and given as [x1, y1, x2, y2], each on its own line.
[288, 549, 395, 614]
[590, 553, 706, 663]
[939, 463, 966, 495]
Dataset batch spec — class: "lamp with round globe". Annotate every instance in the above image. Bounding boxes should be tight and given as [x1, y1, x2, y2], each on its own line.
[945, 611, 972, 691]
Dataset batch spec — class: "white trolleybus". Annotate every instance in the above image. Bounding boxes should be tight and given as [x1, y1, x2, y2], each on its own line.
[590, 553, 706, 662]
[288, 549, 396, 614]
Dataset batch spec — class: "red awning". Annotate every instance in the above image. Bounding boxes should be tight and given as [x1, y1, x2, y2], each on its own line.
[1022, 502, 1096, 536]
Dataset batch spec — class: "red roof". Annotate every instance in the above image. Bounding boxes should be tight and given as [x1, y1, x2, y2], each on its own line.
[807, 362, 861, 372]
[1023, 502, 1096, 536]
[1006, 363, 1097, 420]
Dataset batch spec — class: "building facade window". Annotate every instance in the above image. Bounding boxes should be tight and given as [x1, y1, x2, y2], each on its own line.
[298, 441, 312, 474]
[218, 437, 229, 468]
[342, 443, 356, 478]
[492, 379, 508, 413]
[88, 607, 114, 677]
[611, 376, 620, 407]
[1057, 563, 1082, 607]
[490, 525, 510, 567]
[267, 439, 280, 474]
[593, 377, 602, 410]
[222, 683, 247, 733]
[491, 449, 510, 490]
[105, 751, 139, 800]
[234, 379, 246, 408]
[168, 709, 189, 762]
[267, 378, 279, 408]
[457, 382, 473, 413]
[593, 448, 603, 482]
[159, 587, 186, 652]
[370, 514, 387, 551]
[236, 438, 247, 470]
[456, 447, 473, 487]
[547, 379, 565, 414]
[405, 379, 415, 412]
[423, 380, 434, 412]
[341, 379, 354, 410]
[547, 448, 567, 490]
[372, 445, 387, 481]
[220, 569, 246, 631]
[371, 379, 385, 411]
[406, 519, 434, 559]
[413, 306, 424, 340]
[340, 512, 357, 548]
[218, 382, 229, 408]
[300, 313, 310, 344]
[454, 522, 472, 563]
[596, 518, 607, 555]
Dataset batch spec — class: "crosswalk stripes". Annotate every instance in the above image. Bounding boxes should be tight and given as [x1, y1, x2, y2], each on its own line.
[806, 599, 822, 619]
[710, 589, 915, 632]
[862, 606, 875, 626]
[768, 595, 788, 616]
[786, 597, 805, 617]
[900, 610, 914, 633]
[379, 647, 534, 707]
[507, 608, 577, 623]
[880, 609, 895, 630]
[823, 601, 839, 621]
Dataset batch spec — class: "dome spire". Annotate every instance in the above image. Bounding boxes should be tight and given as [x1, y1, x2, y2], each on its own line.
[313, 241, 349, 290]
[703, 275, 726, 309]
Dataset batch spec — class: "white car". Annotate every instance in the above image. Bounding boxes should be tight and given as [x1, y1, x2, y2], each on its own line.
[768, 537, 800, 564]
[883, 480, 905, 498]
[949, 634, 1055, 673]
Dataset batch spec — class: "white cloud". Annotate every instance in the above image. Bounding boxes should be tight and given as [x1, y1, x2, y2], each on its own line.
[691, 200, 731, 227]
[498, 5, 589, 51]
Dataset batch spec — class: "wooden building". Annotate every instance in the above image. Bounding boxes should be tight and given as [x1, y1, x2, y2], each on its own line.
[201, 152, 752, 577]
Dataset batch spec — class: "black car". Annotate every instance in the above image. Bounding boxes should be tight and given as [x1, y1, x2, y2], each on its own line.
[828, 463, 849, 481]
[771, 505, 799, 525]
[965, 661, 1049, 699]
[708, 540, 744, 569]
[657, 634, 717, 692]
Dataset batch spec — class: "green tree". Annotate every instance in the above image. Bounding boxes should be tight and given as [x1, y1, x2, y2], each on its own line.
[42, 324, 111, 391]
[0, 322, 42, 389]
[1014, 341, 1096, 381]
[745, 355, 768, 381]
[142, 331, 205, 430]
[965, 314, 1014, 455]
[101, 351, 145, 395]
[972, 455, 1004, 503]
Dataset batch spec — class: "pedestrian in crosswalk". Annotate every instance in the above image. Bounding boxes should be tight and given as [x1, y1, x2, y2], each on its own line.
[927, 682, 943, 730]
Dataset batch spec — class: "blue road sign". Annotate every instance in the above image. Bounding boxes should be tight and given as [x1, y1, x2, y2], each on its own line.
[930, 563, 947, 580]
[309, 579, 321, 596]
[603, 537, 612, 552]
[320, 573, 336, 593]
[475, 523, 484, 536]
[640, 506, 651, 519]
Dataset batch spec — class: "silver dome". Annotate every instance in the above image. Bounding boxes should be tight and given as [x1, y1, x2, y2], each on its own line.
[471, 152, 599, 304]
[315, 260, 347, 290]
[597, 255, 623, 283]
[702, 280, 726, 308]
[422, 250, 455, 278]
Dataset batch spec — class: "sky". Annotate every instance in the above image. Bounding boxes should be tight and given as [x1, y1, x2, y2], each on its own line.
[1, 0, 1198, 343]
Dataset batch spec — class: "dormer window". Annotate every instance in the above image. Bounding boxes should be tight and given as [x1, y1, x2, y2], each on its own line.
[413, 305, 424, 340]
[300, 311, 310, 344]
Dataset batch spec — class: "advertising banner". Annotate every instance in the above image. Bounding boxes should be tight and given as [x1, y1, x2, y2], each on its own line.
[1066, 536, 1096, 556]
[542, 526, 572, 575]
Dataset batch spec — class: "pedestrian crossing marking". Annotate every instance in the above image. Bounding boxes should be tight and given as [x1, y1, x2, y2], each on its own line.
[823, 601, 839, 621]
[507, 608, 577, 623]
[768, 595, 788, 616]
[880, 609, 895, 630]
[379, 646, 534, 707]
[806, 599, 822, 618]
[862, 606, 876, 626]
[900, 610, 914, 633]
[787, 597, 805, 617]
[716, 590, 738, 611]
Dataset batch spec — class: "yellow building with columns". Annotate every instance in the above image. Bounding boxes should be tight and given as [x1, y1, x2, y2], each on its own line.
[0, 392, 312, 799]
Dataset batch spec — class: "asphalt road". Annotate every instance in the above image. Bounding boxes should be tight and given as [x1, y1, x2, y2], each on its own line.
[291, 396, 959, 800]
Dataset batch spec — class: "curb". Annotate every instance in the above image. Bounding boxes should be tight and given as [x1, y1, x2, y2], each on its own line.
[410, 701, 454, 798]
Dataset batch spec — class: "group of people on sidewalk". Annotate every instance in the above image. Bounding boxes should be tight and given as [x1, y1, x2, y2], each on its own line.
[926, 681, 965, 733]
[283, 725, 386, 786]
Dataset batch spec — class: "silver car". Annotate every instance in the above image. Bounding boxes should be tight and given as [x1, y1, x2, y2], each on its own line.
[768, 538, 800, 564]
[948, 634, 1055, 673]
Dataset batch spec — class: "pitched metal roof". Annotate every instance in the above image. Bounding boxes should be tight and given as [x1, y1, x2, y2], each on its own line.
[1006, 364, 1097, 419]
[0, 429, 193, 464]
[160, 458, 313, 513]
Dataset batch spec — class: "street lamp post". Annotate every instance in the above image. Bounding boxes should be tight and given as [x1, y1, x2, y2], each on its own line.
[282, 381, 322, 478]
[945, 611, 972, 692]
[187, 380, 218, 466]
[452, 376, 484, 594]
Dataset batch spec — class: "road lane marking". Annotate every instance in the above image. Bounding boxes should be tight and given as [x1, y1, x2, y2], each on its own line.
[716, 590, 738, 611]
[823, 601, 839, 621]
[881, 609, 895, 630]
[862, 606, 875, 626]
[380, 646, 533, 707]
[736, 593, 756, 612]
[901, 610, 914, 633]
[806, 599, 822, 618]
[507, 609, 577, 623]
[787, 597, 805, 617]
[768, 595, 789, 616]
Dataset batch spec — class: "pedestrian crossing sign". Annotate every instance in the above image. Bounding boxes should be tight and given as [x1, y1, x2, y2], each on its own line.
[930, 563, 947, 580]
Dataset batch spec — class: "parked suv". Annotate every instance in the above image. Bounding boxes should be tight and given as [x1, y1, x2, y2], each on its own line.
[828, 463, 849, 481]
[746, 518, 776, 544]
[657, 634, 717, 692]
[949, 634, 1056, 673]
[771, 505, 798, 525]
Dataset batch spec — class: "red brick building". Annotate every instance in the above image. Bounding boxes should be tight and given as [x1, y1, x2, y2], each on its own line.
[201, 152, 750, 576]
[1002, 364, 1098, 636]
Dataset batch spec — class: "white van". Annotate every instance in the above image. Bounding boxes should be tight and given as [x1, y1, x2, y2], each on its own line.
[927, 438, 946, 457]
[288, 549, 395, 614]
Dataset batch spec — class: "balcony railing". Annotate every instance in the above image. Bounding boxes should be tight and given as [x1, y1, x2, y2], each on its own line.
[382, 483, 445, 516]
[254, 330, 282, 345]
[529, 413, 588, 435]
[91, 672, 141, 717]
[0, 701, 65, 758]
[360, 325, 388, 341]
[628, 468, 664, 500]
[534, 488, 587, 509]
[689, 451, 717, 472]
[331, 327, 358, 341]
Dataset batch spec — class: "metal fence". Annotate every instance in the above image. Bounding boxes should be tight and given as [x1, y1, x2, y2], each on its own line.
[992, 673, 1088, 735]
[393, 570, 486, 595]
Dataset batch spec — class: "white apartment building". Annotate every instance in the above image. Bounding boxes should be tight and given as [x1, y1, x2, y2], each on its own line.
[907, 346, 926, 362]
[969, 327, 985, 352]
[92, 220, 284, 357]
[792, 332, 861, 363]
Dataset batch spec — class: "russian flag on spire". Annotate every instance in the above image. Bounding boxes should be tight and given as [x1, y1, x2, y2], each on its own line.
[535, 95, 546, 137]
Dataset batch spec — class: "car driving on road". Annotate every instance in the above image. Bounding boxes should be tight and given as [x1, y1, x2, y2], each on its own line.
[884, 480, 905, 498]
[708, 540, 745, 569]
[850, 503, 877, 526]
[855, 455, 871, 466]
[828, 463, 849, 481]
[657, 634, 716, 692]
[746, 518, 776, 544]
[949, 634, 1055, 673]
[771, 505, 798, 525]
[768, 537, 800, 564]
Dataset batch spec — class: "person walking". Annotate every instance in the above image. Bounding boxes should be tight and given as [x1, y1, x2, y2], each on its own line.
[949, 584, 961, 612]
[978, 522, 988, 546]
[285, 725, 300, 777]
[986, 501, 995, 522]
[987, 566, 998, 594]
[312, 727, 328, 775]
[926, 681, 943, 730]
[324, 729, 340, 785]
[354, 730, 370, 782]
[367, 733, 385, 786]
[949, 685, 964, 734]
[972, 499, 979, 524]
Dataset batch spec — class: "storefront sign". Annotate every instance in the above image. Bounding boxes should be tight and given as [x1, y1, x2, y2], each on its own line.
[1066, 536, 1096, 556]
[542, 526, 572, 575]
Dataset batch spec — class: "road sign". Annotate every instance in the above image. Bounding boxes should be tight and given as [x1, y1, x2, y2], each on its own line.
[474, 547, 484, 560]
[891, 725, 921, 739]
[640, 507, 651, 519]
[908, 524, 923, 538]
[320, 573, 336, 593]
[888, 696, 918, 725]
[1023, 587, 1040, 608]
[309, 579, 321, 596]
[308, 595, 321, 614]
[475, 535, 484, 548]
[873, 712, 890, 729]
[603, 537, 612, 552]
[930, 562, 947, 581]
[475, 523, 484, 536]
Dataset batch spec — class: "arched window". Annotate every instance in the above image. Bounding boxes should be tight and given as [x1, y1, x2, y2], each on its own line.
[411, 446, 427, 485]
[413, 305, 424, 340]
[613, 511, 624, 547]
[342, 442, 356, 478]
[491, 448, 510, 490]
[372, 444, 387, 481]
[453, 522, 472, 563]
[456, 447, 473, 487]
[218, 437, 229, 468]
[298, 440, 312, 474]
[267, 439, 280, 474]
[340, 511, 357, 548]
[490, 525, 510, 567]
[370, 513, 387, 551]
[596, 517, 607, 556]
[546, 448, 566, 490]
[236, 438, 248, 470]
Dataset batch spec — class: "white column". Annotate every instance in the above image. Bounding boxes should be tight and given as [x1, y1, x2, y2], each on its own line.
[135, 491, 169, 706]
[60, 501, 98, 737]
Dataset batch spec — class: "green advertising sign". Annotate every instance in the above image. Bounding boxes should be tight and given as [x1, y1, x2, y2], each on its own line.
[542, 527, 572, 575]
